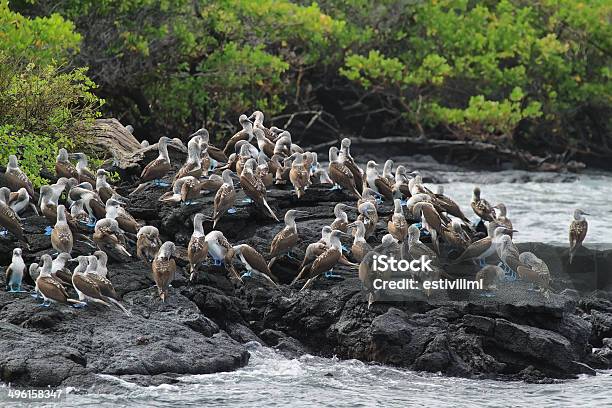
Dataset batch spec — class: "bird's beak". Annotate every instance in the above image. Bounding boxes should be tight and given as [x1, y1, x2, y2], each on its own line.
[583, 212, 590, 216]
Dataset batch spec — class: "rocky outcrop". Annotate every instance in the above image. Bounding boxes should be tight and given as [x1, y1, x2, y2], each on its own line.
[1, 162, 611, 389]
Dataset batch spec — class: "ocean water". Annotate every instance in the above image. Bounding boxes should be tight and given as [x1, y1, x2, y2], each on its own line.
[431, 171, 612, 244]
[9, 342, 609, 407]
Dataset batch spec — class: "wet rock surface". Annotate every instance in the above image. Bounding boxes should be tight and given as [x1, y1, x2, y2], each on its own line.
[1, 155, 611, 390]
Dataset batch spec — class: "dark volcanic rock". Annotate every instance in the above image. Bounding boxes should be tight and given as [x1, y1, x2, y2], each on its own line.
[1, 155, 611, 390]
[0, 277, 249, 388]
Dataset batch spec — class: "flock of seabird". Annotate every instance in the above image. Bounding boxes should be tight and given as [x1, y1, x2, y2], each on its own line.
[1, 110, 590, 311]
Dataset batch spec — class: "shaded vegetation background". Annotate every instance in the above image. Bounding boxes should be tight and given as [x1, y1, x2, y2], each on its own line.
[1, 0, 611, 183]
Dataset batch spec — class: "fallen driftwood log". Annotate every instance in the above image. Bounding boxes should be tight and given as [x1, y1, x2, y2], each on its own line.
[88, 118, 187, 172]
[306, 135, 586, 173]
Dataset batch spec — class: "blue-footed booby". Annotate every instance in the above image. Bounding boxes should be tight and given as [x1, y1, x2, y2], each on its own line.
[452, 225, 515, 267]
[331, 203, 352, 233]
[55, 148, 79, 179]
[328, 146, 361, 198]
[73, 153, 96, 186]
[96, 169, 119, 204]
[412, 201, 443, 255]
[471, 186, 496, 222]
[433, 185, 470, 223]
[3, 155, 37, 201]
[249, 110, 277, 141]
[359, 234, 401, 307]
[365, 161, 393, 201]
[136, 225, 161, 263]
[36, 254, 81, 307]
[240, 158, 278, 221]
[51, 252, 73, 286]
[188, 214, 208, 281]
[254, 128, 275, 157]
[475, 265, 505, 295]
[338, 138, 364, 190]
[231, 244, 278, 285]
[490, 203, 513, 236]
[131, 136, 172, 194]
[9, 187, 38, 216]
[51, 205, 73, 254]
[152, 241, 176, 302]
[289, 153, 311, 199]
[71, 255, 113, 309]
[5, 248, 26, 292]
[268, 210, 309, 269]
[357, 201, 378, 239]
[189, 128, 228, 163]
[0, 187, 29, 247]
[517, 252, 551, 298]
[212, 169, 237, 228]
[388, 199, 408, 242]
[95, 250, 109, 278]
[569, 209, 588, 264]
[174, 135, 203, 182]
[347, 220, 371, 263]
[404, 224, 440, 272]
[85, 254, 130, 314]
[224, 114, 254, 156]
[297, 229, 345, 290]
[93, 218, 131, 261]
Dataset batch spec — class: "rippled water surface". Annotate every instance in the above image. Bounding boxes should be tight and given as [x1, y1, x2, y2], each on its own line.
[11, 343, 609, 407]
[431, 171, 612, 244]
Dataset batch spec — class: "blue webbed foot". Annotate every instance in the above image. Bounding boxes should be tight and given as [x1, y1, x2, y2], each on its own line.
[286, 252, 298, 261]
[241, 270, 253, 279]
[478, 258, 487, 268]
[209, 159, 217, 171]
[87, 216, 97, 228]
[212, 258, 224, 266]
[400, 199, 408, 206]
[72, 302, 87, 309]
[30, 291, 41, 299]
[227, 207, 237, 214]
[329, 185, 341, 191]
[242, 198, 253, 204]
[324, 271, 341, 279]
[44, 226, 53, 236]
[153, 179, 170, 187]
[38, 300, 51, 307]
[341, 244, 349, 253]
[0, 228, 8, 238]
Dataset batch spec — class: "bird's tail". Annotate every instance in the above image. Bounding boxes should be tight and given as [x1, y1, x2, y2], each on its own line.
[115, 244, 131, 257]
[102, 295, 132, 316]
[88, 297, 113, 308]
[262, 198, 279, 222]
[129, 182, 149, 197]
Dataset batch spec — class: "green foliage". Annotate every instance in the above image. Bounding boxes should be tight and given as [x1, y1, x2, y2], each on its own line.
[0, 4, 102, 186]
[6, 0, 612, 154]
[337, 0, 611, 144]
[0, 0, 80, 64]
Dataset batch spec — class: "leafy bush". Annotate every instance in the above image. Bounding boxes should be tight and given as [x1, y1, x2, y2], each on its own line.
[7, 0, 612, 159]
[337, 0, 611, 149]
[0, 2, 102, 186]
